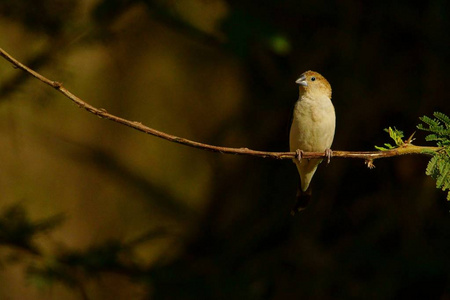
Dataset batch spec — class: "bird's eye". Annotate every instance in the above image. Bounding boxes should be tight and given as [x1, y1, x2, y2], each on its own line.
[311, 77, 316, 81]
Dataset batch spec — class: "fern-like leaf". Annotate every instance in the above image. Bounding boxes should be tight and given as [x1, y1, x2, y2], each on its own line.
[435, 112, 450, 127]
[418, 112, 450, 147]
[418, 112, 450, 200]
[419, 115, 440, 128]
[426, 155, 439, 177]
[425, 152, 450, 200]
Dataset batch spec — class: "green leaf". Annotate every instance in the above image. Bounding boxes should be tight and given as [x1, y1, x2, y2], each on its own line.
[436, 161, 449, 188]
[418, 112, 450, 200]
[386, 127, 404, 146]
[418, 112, 450, 147]
[434, 112, 450, 126]
[426, 155, 439, 177]
[424, 149, 450, 200]
[375, 146, 388, 151]
[375, 127, 405, 150]
[419, 115, 440, 127]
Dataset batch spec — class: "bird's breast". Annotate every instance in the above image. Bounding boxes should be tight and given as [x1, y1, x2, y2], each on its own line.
[289, 95, 336, 152]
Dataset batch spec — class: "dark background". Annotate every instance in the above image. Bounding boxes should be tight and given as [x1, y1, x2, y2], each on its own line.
[0, 0, 449, 299]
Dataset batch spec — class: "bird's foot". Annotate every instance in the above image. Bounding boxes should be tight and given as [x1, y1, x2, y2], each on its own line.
[325, 148, 333, 164]
[295, 149, 304, 162]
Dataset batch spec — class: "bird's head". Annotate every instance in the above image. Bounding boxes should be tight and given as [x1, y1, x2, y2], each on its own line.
[296, 70, 332, 99]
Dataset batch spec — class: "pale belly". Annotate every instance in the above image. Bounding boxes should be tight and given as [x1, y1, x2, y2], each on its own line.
[289, 99, 336, 152]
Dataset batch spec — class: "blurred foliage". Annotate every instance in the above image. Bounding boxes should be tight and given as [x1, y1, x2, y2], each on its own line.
[2, 0, 450, 299]
[0, 204, 63, 254]
[0, 0, 78, 34]
[0, 204, 165, 298]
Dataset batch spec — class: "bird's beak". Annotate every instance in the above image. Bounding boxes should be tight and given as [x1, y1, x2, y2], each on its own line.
[296, 75, 307, 86]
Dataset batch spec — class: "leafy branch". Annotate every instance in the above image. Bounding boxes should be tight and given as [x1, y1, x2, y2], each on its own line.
[374, 113, 450, 199]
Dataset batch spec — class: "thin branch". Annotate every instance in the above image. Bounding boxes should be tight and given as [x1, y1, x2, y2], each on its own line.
[0, 47, 442, 163]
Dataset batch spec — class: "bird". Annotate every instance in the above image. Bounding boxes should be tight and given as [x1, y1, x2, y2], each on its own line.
[289, 70, 335, 214]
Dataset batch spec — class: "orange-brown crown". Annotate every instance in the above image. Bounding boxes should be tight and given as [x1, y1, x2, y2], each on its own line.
[296, 70, 332, 99]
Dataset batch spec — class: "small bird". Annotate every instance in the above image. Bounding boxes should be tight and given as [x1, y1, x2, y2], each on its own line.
[289, 70, 335, 214]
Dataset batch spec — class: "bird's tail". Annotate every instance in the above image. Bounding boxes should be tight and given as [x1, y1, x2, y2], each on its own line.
[290, 184, 312, 215]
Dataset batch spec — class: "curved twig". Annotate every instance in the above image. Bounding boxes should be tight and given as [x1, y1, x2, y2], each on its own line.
[0, 47, 441, 163]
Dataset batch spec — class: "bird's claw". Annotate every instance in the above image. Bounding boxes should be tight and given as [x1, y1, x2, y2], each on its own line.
[325, 148, 333, 164]
[295, 149, 304, 162]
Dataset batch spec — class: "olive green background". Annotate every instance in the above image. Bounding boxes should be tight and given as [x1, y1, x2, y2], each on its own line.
[0, 0, 449, 299]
